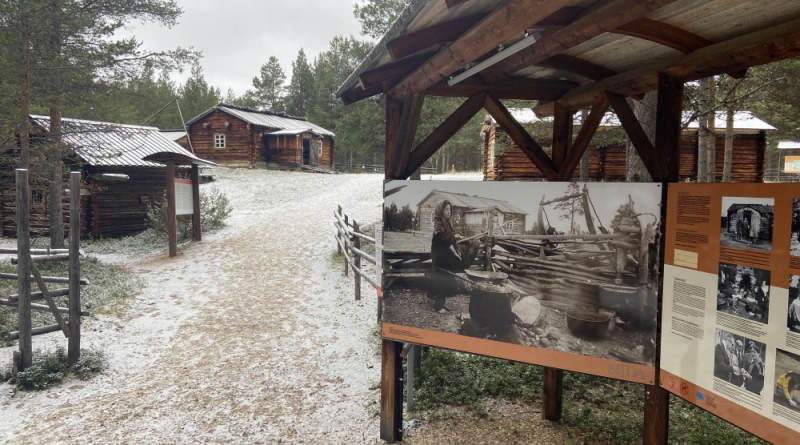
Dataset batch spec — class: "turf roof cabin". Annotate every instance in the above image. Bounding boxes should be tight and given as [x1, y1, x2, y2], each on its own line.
[483, 109, 775, 182]
[183, 104, 335, 169]
[1, 115, 213, 239]
[418, 190, 527, 237]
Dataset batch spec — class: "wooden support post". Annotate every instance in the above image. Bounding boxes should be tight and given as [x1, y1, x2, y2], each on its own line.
[336, 206, 343, 254]
[552, 103, 572, 172]
[654, 73, 684, 182]
[542, 367, 563, 421]
[381, 339, 403, 443]
[16, 169, 32, 371]
[191, 164, 202, 242]
[344, 215, 349, 277]
[385, 95, 402, 176]
[68, 172, 81, 365]
[353, 220, 361, 301]
[166, 161, 177, 257]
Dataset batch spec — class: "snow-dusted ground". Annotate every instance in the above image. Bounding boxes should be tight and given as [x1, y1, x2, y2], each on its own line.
[0, 168, 397, 444]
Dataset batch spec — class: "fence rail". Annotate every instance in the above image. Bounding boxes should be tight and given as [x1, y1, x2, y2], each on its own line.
[333, 206, 379, 300]
[333, 163, 436, 174]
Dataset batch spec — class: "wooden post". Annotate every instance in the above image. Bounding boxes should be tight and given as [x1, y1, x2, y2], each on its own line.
[542, 367, 563, 421]
[353, 220, 361, 301]
[343, 214, 349, 276]
[336, 205, 343, 255]
[16, 169, 32, 371]
[191, 164, 202, 242]
[485, 213, 494, 271]
[68, 171, 81, 365]
[380, 339, 403, 443]
[166, 161, 177, 257]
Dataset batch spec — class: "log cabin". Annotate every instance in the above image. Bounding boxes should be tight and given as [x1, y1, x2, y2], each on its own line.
[0, 115, 214, 238]
[483, 110, 774, 182]
[724, 203, 773, 243]
[182, 104, 335, 169]
[417, 190, 527, 237]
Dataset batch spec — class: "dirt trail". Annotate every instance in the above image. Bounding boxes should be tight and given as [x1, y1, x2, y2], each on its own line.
[1, 170, 384, 444]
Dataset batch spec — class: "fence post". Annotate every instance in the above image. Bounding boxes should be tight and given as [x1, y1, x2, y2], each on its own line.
[16, 169, 32, 371]
[68, 171, 81, 365]
[344, 214, 349, 276]
[337, 205, 343, 255]
[353, 220, 361, 301]
[542, 367, 564, 421]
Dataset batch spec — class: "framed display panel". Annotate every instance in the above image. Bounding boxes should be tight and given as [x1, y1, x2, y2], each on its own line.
[661, 183, 800, 444]
[381, 181, 662, 384]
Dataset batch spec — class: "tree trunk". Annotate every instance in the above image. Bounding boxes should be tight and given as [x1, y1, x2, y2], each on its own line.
[704, 77, 716, 182]
[579, 108, 589, 181]
[48, 0, 65, 249]
[722, 76, 738, 183]
[697, 78, 709, 181]
[626, 93, 655, 182]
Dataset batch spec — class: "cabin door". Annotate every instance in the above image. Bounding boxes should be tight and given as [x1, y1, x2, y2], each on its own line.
[302, 139, 310, 165]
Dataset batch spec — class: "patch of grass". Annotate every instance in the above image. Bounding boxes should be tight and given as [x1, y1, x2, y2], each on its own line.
[5, 346, 105, 390]
[414, 350, 769, 445]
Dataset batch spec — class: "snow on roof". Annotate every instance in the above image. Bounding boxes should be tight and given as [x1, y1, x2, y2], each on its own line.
[778, 141, 800, 149]
[187, 103, 335, 137]
[31, 116, 212, 168]
[503, 109, 775, 132]
[160, 130, 187, 142]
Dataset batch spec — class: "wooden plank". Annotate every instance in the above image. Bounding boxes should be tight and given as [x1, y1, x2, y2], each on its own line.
[483, 0, 681, 82]
[388, 15, 486, 60]
[360, 52, 437, 89]
[605, 92, 660, 177]
[29, 262, 69, 338]
[16, 169, 32, 371]
[542, 367, 563, 421]
[389, 92, 425, 179]
[166, 161, 177, 257]
[537, 54, 618, 81]
[9, 287, 70, 302]
[389, 0, 583, 100]
[614, 18, 713, 53]
[654, 73, 684, 182]
[0, 273, 88, 285]
[536, 6, 584, 27]
[354, 221, 362, 301]
[0, 299, 89, 316]
[404, 94, 486, 177]
[380, 339, 403, 443]
[9, 323, 64, 341]
[385, 93, 402, 179]
[483, 94, 558, 180]
[551, 103, 572, 170]
[426, 78, 575, 100]
[68, 171, 81, 364]
[558, 95, 610, 180]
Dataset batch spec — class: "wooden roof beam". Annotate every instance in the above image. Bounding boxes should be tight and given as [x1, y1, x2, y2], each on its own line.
[341, 83, 385, 105]
[614, 18, 713, 53]
[359, 52, 437, 90]
[557, 95, 610, 180]
[388, 0, 584, 101]
[426, 78, 578, 100]
[481, 0, 681, 83]
[533, 14, 800, 116]
[445, 0, 471, 7]
[403, 94, 487, 178]
[537, 54, 618, 81]
[388, 14, 487, 60]
[483, 94, 558, 181]
[604, 92, 661, 177]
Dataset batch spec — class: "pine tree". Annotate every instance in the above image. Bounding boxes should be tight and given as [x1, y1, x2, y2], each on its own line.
[251, 56, 286, 112]
[284, 49, 315, 117]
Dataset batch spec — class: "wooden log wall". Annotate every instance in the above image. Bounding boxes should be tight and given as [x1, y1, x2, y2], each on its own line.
[0, 170, 69, 237]
[319, 139, 334, 168]
[188, 110, 255, 168]
[263, 134, 301, 166]
[486, 127, 767, 182]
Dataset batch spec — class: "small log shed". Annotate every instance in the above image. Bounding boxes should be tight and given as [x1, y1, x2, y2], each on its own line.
[335, 0, 800, 443]
[417, 190, 527, 236]
[483, 110, 775, 182]
[182, 103, 335, 169]
[0, 115, 215, 238]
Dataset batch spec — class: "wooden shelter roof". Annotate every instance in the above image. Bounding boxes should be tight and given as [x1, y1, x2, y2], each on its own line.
[337, 0, 800, 115]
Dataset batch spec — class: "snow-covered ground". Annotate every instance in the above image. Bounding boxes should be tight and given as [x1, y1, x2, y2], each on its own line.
[0, 168, 395, 444]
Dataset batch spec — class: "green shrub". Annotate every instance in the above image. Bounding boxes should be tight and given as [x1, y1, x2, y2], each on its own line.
[146, 186, 232, 241]
[10, 347, 105, 390]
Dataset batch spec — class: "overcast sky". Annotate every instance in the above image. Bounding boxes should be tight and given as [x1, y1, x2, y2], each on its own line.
[121, 0, 367, 95]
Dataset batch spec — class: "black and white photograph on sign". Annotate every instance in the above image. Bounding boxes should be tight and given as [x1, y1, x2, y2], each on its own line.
[719, 196, 774, 253]
[791, 199, 800, 256]
[381, 181, 662, 366]
[789, 275, 800, 334]
[774, 349, 800, 412]
[713, 329, 767, 395]
[717, 262, 770, 324]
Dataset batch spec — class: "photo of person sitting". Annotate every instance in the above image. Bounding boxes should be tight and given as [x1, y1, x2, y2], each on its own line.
[774, 371, 800, 408]
[427, 199, 478, 313]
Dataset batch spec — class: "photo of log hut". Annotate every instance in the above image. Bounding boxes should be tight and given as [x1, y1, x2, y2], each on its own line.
[382, 181, 661, 366]
[719, 197, 774, 253]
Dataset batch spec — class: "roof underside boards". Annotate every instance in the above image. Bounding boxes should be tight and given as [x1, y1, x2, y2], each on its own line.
[337, 0, 800, 114]
[30, 115, 213, 168]
[187, 104, 335, 137]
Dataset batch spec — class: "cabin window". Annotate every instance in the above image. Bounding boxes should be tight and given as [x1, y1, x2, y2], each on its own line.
[214, 134, 226, 149]
[31, 190, 44, 205]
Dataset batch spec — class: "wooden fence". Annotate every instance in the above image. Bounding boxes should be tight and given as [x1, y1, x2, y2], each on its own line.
[333, 206, 379, 304]
[3, 170, 88, 373]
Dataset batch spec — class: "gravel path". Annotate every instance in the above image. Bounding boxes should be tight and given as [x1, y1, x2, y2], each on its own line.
[0, 169, 385, 444]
